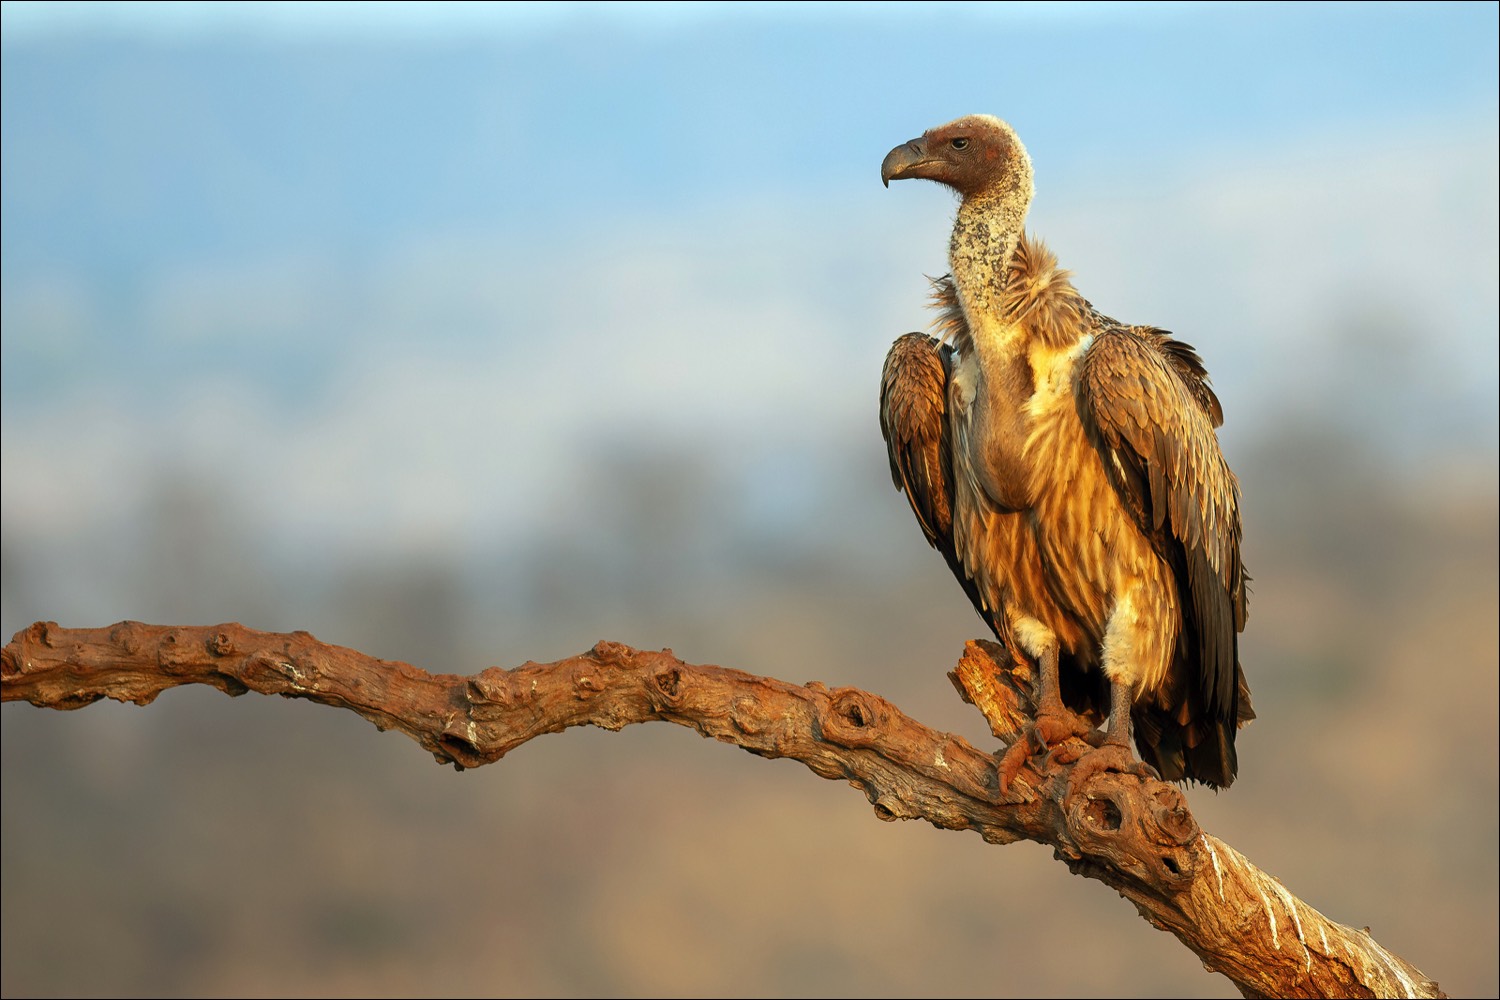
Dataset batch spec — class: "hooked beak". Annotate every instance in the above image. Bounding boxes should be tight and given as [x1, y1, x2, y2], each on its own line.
[881, 137, 931, 187]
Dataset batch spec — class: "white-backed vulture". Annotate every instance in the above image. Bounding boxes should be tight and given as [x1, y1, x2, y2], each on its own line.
[879, 115, 1253, 788]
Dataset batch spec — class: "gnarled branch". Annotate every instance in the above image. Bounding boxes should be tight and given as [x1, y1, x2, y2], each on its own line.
[2, 620, 1443, 999]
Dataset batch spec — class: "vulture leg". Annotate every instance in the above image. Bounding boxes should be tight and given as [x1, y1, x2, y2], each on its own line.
[1103, 677, 1134, 748]
[997, 620, 1093, 793]
[1013, 617, 1091, 746]
[1067, 677, 1160, 789]
[1034, 642, 1089, 747]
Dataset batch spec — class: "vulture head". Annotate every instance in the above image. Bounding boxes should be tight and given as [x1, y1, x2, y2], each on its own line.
[881, 114, 1033, 201]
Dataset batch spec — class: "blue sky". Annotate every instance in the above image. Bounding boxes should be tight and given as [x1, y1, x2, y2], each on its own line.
[0, 0, 1221, 36]
[2, 0, 1495, 557]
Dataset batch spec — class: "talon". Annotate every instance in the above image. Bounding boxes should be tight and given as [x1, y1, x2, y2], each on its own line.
[1065, 741, 1145, 795]
[996, 705, 1097, 795]
[996, 738, 1031, 795]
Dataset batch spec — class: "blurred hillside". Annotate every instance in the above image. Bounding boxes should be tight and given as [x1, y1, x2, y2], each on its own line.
[2, 4, 1497, 998]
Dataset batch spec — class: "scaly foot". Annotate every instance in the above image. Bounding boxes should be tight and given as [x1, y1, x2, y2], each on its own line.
[995, 705, 1095, 795]
[1065, 741, 1160, 799]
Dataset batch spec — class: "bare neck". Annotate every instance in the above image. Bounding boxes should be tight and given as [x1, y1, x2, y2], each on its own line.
[948, 180, 1031, 330]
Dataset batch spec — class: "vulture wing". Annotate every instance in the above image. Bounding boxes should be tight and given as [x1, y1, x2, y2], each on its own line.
[880, 332, 1008, 643]
[879, 332, 955, 548]
[1076, 326, 1253, 781]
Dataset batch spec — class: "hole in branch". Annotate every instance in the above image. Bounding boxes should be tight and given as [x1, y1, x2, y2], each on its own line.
[1086, 796, 1122, 831]
[653, 668, 682, 699]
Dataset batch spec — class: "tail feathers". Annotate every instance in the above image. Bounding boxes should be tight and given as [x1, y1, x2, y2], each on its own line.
[1134, 707, 1238, 790]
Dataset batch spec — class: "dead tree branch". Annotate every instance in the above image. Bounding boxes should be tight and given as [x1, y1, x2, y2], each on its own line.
[2, 620, 1443, 999]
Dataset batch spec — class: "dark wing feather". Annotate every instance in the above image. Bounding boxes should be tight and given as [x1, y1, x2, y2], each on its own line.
[1076, 326, 1252, 780]
[880, 332, 1010, 645]
[1148, 327, 1225, 429]
[880, 332, 955, 546]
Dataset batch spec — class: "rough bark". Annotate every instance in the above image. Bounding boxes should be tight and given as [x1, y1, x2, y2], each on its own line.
[2, 620, 1443, 999]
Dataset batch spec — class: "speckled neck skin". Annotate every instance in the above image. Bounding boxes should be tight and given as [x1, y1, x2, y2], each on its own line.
[948, 170, 1033, 327]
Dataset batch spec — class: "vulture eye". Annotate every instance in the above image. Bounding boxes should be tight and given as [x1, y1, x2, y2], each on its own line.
[951, 138, 970, 151]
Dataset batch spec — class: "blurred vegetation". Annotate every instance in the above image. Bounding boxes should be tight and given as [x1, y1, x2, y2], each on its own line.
[3, 410, 1496, 998]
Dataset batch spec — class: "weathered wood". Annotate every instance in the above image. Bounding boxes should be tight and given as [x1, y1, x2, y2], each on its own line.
[2, 621, 1444, 999]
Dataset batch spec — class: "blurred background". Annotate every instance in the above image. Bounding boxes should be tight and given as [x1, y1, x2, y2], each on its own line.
[2, 2, 1496, 997]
